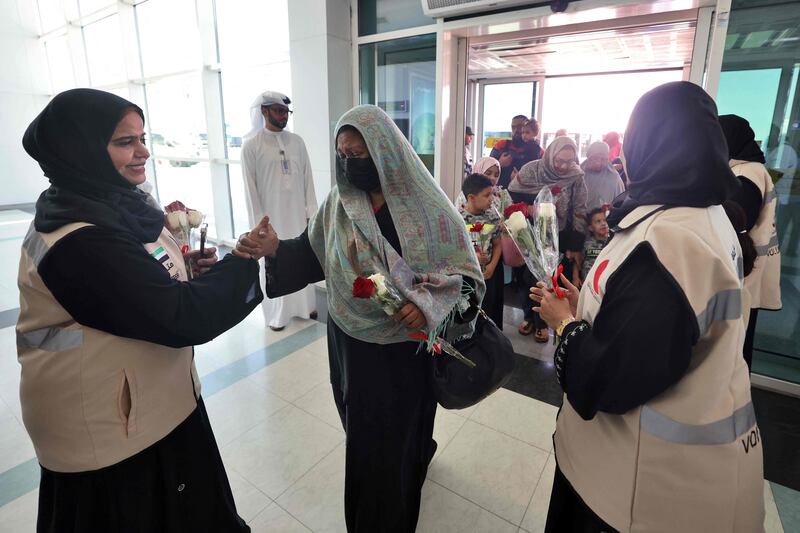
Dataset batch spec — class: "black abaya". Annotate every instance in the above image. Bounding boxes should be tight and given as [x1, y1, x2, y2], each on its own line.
[265, 204, 437, 532]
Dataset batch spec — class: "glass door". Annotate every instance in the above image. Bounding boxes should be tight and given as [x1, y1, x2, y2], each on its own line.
[477, 80, 541, 158]
[716, 0, 800, 392]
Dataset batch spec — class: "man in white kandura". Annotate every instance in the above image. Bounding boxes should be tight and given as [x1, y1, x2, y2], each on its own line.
[242, 91, 317, 331]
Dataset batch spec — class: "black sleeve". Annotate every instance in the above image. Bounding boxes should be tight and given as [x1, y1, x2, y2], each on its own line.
[265, 227, 325, 298]
[558, 242, 697, 420]
[38, 227, 263, 348]
[732, 176, 763, 231]
[489, 146, 503, 160]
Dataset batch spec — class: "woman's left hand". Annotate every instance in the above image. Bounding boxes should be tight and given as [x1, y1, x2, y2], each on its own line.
[393, 302, 427, 330]
[185, 247, 218, 276]
[530, 280, 574, 329]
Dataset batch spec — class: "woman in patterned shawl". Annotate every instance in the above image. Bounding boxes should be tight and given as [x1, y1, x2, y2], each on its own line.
[236, 105, 484, 532]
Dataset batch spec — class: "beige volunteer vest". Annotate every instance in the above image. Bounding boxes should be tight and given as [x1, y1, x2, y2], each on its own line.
[730, 160, 781, 310]
[17, 222, 201, 473]
[554, 205, 764, 533]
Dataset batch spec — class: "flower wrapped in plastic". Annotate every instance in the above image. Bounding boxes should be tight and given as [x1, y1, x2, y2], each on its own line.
[164, 200, 205, 278]
[352, 273, 476, 368]
[467, 222, 495, 263]
[530, 187, 561, 293]
[495, 189, 561, 292]
[164, 200, 204, 251]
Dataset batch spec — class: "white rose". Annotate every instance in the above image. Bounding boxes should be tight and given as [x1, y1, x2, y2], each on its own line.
[506, 211, 528, 234]
[187, 209, 204, 227]
[175, 210, 189, 228]
[538, 203, 556, 219]
[165, 211, 184, 230]
[368, 273, 388, 297]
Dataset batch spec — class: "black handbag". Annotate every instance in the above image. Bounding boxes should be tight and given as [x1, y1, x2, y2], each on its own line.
[432, 310, 516, 410]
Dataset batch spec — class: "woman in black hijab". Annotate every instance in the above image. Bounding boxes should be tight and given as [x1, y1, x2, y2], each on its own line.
[18, 89, 265, 532]
[531, 82, 763, 532]
[719, 114, 782, 371]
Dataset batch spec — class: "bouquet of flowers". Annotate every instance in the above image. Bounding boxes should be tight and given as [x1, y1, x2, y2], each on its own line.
[467, 222, 495, 263]
[164, 200, 204, 253]
[352, 273, 476, 368]
[496, 189, 561, 292]
[352, 273, 404, 315]
[164, 200, 204, 278]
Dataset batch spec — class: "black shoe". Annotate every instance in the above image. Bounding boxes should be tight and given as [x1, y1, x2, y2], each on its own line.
[269, 325, 285, 332]
[309, 311, 318, 320]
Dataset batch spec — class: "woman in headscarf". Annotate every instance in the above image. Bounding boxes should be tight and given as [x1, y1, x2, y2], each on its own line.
[581, 141, 626, 211]
[456, 156, 513, 213]
[719, 114, 782, 371]
[509, 137, 588, 341]
[603, 131, 622, 162]
[236, 105, 484, 532]
[532, 82, 764, 532]
[18, 89, 264, 532]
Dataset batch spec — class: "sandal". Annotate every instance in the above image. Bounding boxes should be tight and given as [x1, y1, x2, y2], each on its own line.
[534, 328, 549, 343]
[518, 321, 534, 336]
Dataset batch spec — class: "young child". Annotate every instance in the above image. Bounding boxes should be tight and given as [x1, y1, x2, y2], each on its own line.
[461, 173, 504, 328]
[576, 207, 610, 287]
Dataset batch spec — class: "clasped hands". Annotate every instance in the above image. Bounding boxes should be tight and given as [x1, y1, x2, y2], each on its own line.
[233, 216, 279, 260]
[231, 215, 426, 330]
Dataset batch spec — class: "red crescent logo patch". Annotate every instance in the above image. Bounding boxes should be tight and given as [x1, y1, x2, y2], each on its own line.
[593, 260, 610, 294]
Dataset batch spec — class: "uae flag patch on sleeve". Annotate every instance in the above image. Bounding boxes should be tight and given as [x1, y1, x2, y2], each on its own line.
[150, 246, 169, 265]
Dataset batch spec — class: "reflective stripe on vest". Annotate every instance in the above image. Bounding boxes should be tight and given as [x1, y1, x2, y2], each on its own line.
[17, 327, 83, 352]
[696, 288, 742, 337]
[754, 234, 779, 257]
[22, 229, 49, 267]
[763, 188, 776, 204]
[736, 256, 744, 281]
[641, 402, 756, 445]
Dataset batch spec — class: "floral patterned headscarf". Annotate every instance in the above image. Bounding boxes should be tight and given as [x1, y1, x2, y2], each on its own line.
[308, 105, 485, 345]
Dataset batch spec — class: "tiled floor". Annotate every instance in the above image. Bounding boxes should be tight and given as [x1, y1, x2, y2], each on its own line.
[0, 208, 797, 532]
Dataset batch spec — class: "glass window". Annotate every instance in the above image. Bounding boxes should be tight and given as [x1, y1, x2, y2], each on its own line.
[481, 82, 536, 158]
[227, 163, 251, 238]
[136, 0, 202, 78]
[717, 69, 782, 144]
[37, 0, 68, 33]
[45, 35, 77, 94]
[358, 0, 434, 37]
[84, 14, 127, 86]
[359, 34, 436, 173]
[221, 63, 293, 159]
[540, 70, 682, 156]
[717, 0, 800, 385]
[151, 161, 218, 239]
[145, 73, 209, 160]
[215, 0, 289, 69]
[79, 0, 115, 16]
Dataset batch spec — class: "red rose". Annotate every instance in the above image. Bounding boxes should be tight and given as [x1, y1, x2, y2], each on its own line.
[470, 222, 484, 233]
[550, 185, 562, 195]
[164, 200, 187, 213]
[352, 276, 377, 299]
[503, 202, 528, 219]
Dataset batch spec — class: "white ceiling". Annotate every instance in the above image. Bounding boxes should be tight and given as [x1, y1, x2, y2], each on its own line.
[469, 22, 697, 78]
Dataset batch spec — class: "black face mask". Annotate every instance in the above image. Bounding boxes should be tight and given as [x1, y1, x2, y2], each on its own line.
[341, 157, 381, 192]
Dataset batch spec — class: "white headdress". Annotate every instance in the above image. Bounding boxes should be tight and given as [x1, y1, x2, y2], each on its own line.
[244, 91, 292, 140]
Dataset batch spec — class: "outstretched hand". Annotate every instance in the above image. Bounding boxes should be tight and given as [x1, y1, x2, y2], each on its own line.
[233, 216, 279, 260]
